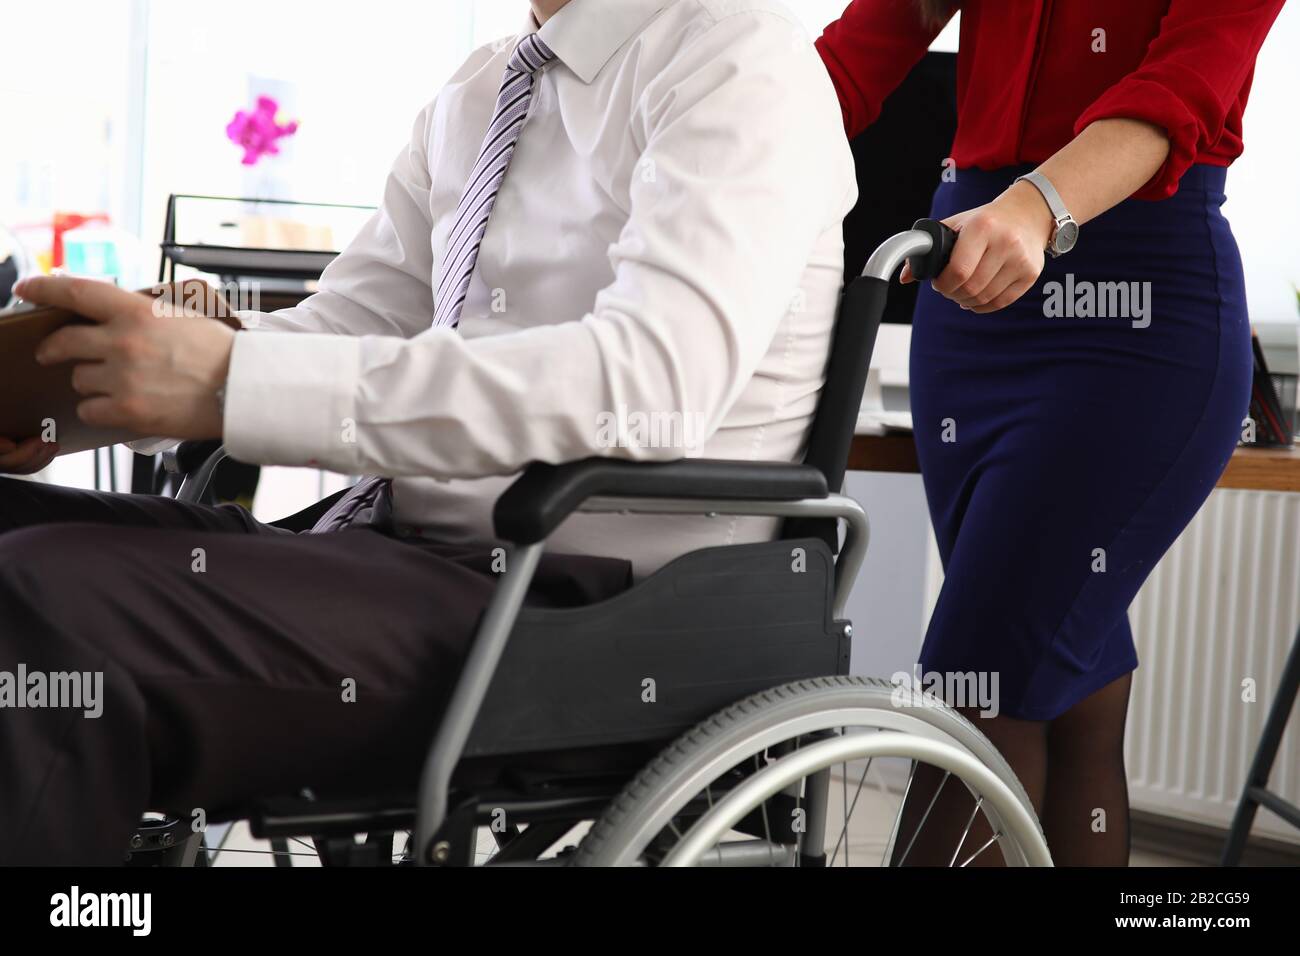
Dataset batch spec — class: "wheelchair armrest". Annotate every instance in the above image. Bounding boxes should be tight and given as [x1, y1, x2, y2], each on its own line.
[163, 439, 226, 477]
[493, 457, 829, 545]
[163, 441, 228, 504]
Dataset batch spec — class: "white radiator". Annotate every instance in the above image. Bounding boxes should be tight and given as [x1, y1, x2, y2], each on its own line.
[922, 488, 1300, 844]
[1128, 489, 1300, 844]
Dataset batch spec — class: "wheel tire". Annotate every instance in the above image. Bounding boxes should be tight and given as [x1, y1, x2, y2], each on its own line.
[572, 675, 1046, 867]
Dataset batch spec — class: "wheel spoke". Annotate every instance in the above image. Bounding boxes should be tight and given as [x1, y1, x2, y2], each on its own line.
[958, 830, 1002, 867]
[841, 759, 849, 866]
[948, 796, 984, 867]
[829, 757, 873, 866]
[210, 846, 317, 859]
[793, 778, 805, 867]
[758, 783, 777, 866]
[792, 737, 803, 867]
[881, 759, 917, 867]
[895, 770, 950, 867]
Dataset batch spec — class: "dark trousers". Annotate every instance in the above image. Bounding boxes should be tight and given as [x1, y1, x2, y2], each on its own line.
[0, 477, 631, 865]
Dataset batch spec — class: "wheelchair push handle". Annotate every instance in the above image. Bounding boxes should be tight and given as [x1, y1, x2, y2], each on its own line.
[906, 218, 958, 282]
[861, 217, 957, 285]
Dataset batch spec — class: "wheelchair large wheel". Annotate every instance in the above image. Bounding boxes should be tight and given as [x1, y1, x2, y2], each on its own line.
[572, 676, 1051, 867]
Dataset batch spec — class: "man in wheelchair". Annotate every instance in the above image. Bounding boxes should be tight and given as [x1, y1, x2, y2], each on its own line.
[0, 0, 857, 864]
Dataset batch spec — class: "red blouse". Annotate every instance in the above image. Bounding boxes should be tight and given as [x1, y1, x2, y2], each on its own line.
[816, 0, 1284, 199]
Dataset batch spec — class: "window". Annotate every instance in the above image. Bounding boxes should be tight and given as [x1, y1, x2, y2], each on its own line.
[0, 0, 141, 275]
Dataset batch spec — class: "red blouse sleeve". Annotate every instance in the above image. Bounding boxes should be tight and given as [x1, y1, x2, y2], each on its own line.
[815, 0, 947, 139]
[1073, 0, 1284, 200]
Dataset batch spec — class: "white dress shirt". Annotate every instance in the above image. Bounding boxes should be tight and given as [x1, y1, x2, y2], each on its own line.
[222, 0, 857, 577]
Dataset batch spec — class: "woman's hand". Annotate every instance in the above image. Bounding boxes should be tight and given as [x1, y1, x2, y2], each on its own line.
[902, 179, 1056, 314]
[14, 276, 235, 442]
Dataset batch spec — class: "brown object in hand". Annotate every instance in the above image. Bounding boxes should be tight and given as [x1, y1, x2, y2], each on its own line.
[0, 279, 240, 455]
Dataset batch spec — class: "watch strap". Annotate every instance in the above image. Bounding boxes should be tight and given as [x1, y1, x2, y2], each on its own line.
[1015, 170, 1070, 225]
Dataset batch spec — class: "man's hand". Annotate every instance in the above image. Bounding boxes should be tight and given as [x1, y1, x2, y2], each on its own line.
[13, 276, 236, 442]
[0, 436, 60, 475]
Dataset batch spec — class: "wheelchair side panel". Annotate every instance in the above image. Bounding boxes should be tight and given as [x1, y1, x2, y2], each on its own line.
[464, 537, 850, 757]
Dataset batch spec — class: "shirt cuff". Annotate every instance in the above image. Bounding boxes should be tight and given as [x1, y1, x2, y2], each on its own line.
[126, 437, 181, 455]
[222, 331, 362, 472]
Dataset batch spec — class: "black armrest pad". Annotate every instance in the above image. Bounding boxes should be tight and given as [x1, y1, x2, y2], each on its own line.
[172, 440, 225, 475]
[493, 457, 829, 545]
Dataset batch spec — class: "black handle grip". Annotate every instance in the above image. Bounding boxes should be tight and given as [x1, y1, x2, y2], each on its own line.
[172, 439, 225, 476]
[907, 218, 958, 281]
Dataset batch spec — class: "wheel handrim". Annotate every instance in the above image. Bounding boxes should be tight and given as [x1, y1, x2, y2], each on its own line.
[661, 731, 1049, 867]
[593, 704, 1035, 866]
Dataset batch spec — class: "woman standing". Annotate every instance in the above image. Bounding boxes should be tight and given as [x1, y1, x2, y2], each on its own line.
[817, 0, 1284, 865]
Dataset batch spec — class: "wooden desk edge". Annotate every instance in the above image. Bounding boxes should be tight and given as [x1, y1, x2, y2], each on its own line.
[849, 434, 1300, 495]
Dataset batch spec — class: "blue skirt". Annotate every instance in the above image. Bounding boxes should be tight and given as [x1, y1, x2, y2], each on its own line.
[910, 164, 1252, 720]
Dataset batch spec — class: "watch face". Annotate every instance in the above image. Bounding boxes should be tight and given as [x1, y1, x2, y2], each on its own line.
[1054, 220, 1080, 254]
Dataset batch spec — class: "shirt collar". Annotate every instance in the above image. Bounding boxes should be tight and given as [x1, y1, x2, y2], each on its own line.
[520, 0, 670, 84]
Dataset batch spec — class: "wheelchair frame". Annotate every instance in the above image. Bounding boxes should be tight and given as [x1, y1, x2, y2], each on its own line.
[154, 222, 1042, 868]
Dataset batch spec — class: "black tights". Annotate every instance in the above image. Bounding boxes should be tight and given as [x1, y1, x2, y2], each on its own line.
[891, 672, 1133, 866]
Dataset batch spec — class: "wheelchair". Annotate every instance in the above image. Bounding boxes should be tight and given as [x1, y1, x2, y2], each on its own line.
[136, 219, 1052, 868]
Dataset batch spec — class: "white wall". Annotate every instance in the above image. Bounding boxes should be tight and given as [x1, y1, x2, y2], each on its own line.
[1225, 0, 1300, 325]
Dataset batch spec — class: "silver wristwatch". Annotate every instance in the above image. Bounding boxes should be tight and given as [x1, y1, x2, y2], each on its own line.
[1014, 170, 1079, 257]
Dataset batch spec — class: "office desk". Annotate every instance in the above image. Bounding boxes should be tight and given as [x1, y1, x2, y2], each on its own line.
[848, 433, 1300, 492]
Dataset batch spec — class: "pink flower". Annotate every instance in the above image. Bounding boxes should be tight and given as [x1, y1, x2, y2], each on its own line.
[226, 95, 300, 166]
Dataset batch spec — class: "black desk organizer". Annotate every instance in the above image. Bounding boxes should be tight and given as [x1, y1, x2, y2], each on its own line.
[134, 194, 375, 494]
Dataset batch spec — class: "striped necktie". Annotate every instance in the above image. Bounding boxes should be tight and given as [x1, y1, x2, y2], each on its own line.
[435, 32, 557, 328]
[312, 33, 558, 534]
